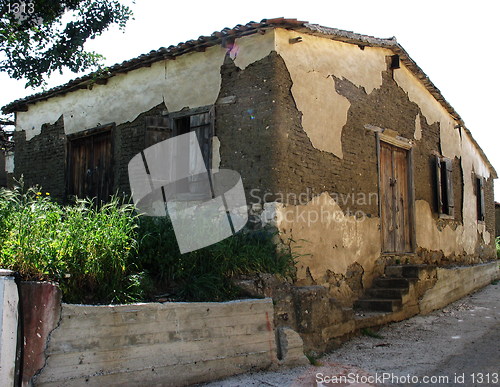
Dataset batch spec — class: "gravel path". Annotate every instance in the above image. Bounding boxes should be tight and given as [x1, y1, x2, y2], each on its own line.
[200, 282, 500, 386]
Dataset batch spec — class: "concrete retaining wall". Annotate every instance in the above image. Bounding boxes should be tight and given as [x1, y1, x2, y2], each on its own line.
[419, 261, 499, 314]
[20, 282, 62, 385]
[34, 299, 278, 386]
[0, 270, 18, 385]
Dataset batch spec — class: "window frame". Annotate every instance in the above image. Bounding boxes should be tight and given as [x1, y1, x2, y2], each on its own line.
[434, 155, 454, 219]
[168, 106, 215, 200]
[476, 176, 486, 222]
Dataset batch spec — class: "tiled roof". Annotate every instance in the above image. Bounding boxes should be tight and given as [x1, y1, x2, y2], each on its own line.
[2, 17, 496, 177]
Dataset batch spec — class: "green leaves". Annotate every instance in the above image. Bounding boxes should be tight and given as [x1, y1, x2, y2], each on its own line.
[0, 184, 139, 303]
[0, 183, 297, 304]
[0, 0, 132, 87]
[135, 219, 297, 302]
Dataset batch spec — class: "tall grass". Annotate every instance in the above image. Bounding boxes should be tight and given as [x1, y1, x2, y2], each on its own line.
[0, 185, 296, 303]
[0, 185, 142, 303]
[135, 217, 296, 301]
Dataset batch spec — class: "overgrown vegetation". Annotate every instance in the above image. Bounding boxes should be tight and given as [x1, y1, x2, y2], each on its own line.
[0, 185, 296, 304]
[496, 236, 500, 259]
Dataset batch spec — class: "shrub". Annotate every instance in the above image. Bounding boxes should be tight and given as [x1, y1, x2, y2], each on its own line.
[496, 236, 500, 259]
[0, 184, 297, 304]
[0, 185, 140, 304]
[134, 217, 296, 301]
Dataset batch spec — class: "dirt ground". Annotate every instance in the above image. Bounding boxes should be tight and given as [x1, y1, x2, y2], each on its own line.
[201, 282, 500, 386]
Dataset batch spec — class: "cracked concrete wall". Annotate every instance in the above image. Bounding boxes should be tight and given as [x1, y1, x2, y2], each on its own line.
[0, 271, 18, 385]
[19, 282, 62, 386]
[419, 261, 499, 314]
[34, 299, 277, 386]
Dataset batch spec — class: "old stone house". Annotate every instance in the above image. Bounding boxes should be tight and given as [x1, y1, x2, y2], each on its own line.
[2, 18, 497, 312]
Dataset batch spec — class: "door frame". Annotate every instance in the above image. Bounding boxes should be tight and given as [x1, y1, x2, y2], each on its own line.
[376, 132, 416, 254]
[66, 123, 115, 202]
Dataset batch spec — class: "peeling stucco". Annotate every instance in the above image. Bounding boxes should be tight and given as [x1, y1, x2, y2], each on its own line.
[416, 196, 490, 257]
[163, 46, 227, 112]
[230, 30, 275, 70]
[460, 128, 491, 248]
[276, 193, 381, 300]
[17, 61, 167, 140]
[415, 199, 465, 256]
[393, 63, 461, 159]
[17, 34, 274, 140]
[288, 71, 350, 158]
[414, 113, 422, 140]
[395, 61, 492, 254]
[275, 29, 390, 158]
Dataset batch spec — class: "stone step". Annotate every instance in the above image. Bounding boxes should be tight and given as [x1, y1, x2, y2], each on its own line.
[366, 287, 408, 299]
[385, 264, 436, 279]
[372, 277, 414, 289]
[354, 298, 402, 313]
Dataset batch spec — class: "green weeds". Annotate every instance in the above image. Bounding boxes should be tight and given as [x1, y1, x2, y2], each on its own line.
[135, 217, 296, 301]
[0, 185, 139, 303]
[0, 184, 296, 304]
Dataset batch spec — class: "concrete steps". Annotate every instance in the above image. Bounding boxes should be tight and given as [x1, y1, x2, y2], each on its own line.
[354, 265, 434, 313]
[354, 298, 402, 312]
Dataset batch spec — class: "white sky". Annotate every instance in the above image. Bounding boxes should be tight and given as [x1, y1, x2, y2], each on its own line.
[1, 0, 499, 200]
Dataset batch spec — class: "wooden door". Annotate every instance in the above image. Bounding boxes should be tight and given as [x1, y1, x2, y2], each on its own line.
[380, 141, 412, 252]
[68, 130, 113, 203]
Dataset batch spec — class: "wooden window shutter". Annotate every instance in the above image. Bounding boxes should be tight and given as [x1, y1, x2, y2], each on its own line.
[444, 158, 454, 217]
[188, 107, 214, 195]
[190, 108, 214, 170]
[434, 154, 442, 215]
[145, 116, 171, 147]
[477, 177, 485, 221]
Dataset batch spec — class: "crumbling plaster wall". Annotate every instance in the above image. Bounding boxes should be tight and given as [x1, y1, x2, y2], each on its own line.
[15, 51, 217, 139]
[267, 30, 496, 303]
[275, 29, 392, 159]
[12, 32, 276, 197]
[394, 62, 493, 257]
[278, 193, 381, 303]
[14, 31, 276, 141]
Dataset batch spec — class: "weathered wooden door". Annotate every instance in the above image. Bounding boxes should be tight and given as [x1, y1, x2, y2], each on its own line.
[380, 141, 412, 252]
[68, 130, 113, 203]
